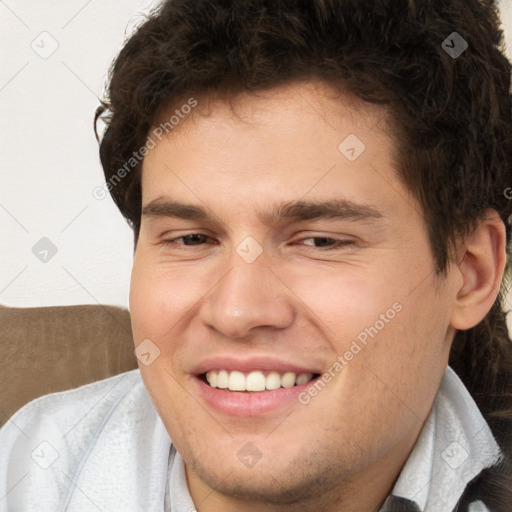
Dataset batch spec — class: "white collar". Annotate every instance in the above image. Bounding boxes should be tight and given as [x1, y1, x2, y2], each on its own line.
[390, 365, 502, 511]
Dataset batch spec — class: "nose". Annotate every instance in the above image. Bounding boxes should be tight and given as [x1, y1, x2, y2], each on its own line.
[199, 247, 296, 340]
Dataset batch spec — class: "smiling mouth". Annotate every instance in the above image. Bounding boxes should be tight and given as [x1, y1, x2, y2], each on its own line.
[202, 370, 320, 392]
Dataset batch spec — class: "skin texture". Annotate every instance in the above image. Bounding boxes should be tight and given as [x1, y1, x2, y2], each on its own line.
[129, 80, 506, 512]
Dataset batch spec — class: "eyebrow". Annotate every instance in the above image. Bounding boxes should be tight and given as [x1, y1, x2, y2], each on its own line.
[142, 197, 383, 226]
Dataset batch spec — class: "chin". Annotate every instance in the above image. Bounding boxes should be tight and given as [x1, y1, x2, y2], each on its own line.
[183, 441, 351, 507]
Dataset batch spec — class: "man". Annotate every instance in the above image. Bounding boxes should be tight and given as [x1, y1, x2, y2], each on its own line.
[1, 0, 511, 510]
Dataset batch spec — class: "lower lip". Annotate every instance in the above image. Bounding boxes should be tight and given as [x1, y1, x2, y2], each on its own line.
[193, 376, 318, 416]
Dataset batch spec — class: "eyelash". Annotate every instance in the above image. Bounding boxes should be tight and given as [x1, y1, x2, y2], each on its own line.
[161, 234, 355, 251]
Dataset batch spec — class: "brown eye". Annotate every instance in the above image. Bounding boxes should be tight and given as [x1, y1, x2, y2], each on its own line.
[162, 233, 212, 247]
[298, 237, 355, 250]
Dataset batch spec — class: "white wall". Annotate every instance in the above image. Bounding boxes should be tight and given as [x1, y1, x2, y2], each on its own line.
[1, 1, 512, 310]
[0, 0, 161, 308]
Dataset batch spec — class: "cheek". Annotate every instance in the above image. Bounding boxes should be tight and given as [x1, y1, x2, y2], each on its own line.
[292, 258, 448, 392]
[129, 259, 154, 342]
[276, 263, 394, 345]
[349, 279, 452, 413]
[129, 253, 201, 341]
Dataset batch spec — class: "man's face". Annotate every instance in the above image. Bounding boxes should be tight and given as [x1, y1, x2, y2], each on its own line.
[129, 81, 458, 505]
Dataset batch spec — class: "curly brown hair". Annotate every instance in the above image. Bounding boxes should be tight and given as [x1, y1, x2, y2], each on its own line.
[95, 0, 512, 508]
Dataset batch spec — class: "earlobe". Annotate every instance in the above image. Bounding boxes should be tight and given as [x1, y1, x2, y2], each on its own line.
[450, 210, 507, 331]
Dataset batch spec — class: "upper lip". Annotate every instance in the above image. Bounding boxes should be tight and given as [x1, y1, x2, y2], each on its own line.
[191, 356, 323, 376]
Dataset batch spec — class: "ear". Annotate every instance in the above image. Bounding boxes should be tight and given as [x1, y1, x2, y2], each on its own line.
[450, 210, 507, 330]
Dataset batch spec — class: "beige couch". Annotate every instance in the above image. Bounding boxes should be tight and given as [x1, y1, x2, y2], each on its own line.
[0, 304, 138, 427]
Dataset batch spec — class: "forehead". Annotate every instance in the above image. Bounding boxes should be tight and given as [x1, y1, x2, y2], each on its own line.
[140, 80, 411, 223]
[160, 80, 390, 139]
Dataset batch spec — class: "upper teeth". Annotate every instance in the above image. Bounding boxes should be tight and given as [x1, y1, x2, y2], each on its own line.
[205, 370, 314, 392]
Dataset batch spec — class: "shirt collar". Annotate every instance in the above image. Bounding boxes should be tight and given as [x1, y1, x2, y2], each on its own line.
[387, 365, 502, 511]
[167, 445, 197, 512]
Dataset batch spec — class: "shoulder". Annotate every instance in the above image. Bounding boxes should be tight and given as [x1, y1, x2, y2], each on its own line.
[0, 369, 160, 511]
[1, 369, 145, 441]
